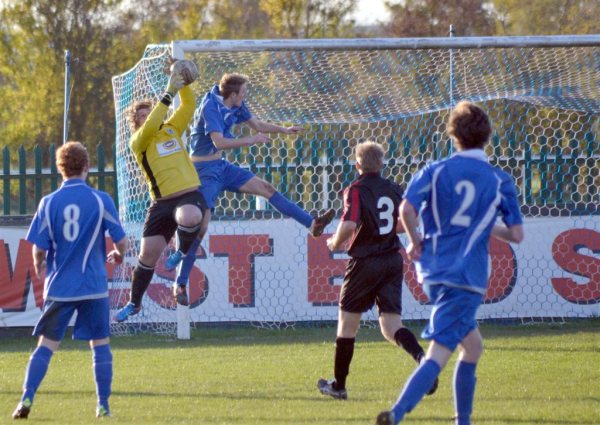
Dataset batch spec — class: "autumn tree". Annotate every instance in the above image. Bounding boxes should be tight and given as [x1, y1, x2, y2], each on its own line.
[489, 0, 600, 35]
[260, 0, 358, 38]
[383, 0, 495, 37]
[0, 0, 144, 161]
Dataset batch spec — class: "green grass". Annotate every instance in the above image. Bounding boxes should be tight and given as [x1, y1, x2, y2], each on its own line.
[1, 320, 599, 424]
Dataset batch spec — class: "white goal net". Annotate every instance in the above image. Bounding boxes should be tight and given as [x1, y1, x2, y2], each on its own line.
[111, 36, 600, 336]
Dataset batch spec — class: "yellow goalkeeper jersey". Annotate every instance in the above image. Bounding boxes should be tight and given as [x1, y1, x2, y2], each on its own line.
[129, 86, 200, 200]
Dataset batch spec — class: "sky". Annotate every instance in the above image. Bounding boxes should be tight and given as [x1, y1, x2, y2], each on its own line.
[353, 0, 391, 25]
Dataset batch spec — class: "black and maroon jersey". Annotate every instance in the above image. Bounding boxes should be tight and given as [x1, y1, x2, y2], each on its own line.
[341, 172, 403, 258]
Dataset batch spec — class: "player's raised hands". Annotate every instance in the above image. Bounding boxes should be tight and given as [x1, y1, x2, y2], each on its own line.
[166, 71, 185, 95]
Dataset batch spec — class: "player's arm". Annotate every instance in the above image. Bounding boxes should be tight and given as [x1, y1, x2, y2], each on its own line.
[210, 131, 270, 150]
[327, 220, 356, 251]
[493, 175, 525, 244]
[166, 85, 195, 135]
[396, 204, 406, 233]
[399, 199, 422, 261]
[246, 117, 302, 135]
[130, 72, 185, 152]
[492, 223, 524, 244]
[107, 237, 128, 265]
[32, 245, 47, 279]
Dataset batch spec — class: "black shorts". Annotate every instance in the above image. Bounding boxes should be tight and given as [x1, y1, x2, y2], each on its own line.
[339, 251, 403, 315]
[142, 190, 207, 241]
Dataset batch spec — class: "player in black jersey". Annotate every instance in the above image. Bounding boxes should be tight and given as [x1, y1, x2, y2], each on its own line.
[317, 141, 437, 400]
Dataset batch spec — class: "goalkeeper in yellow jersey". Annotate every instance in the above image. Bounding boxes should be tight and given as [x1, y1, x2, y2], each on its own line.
[115, 64, 208, 322]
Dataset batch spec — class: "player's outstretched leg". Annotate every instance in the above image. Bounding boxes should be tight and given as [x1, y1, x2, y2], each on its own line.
[172, 237, 202, 305]
[395, 327, 438, 395]
[387, 359, 441, 424]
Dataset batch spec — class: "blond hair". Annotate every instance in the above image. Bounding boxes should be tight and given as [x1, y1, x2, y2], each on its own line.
[356, 141, 385, 173]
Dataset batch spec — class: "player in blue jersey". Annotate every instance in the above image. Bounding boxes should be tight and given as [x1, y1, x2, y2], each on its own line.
[317, 141, 436, 401]
[376, 101, 524, 425]
[12, 142, 127, 420]
[168, 72, 334, 304]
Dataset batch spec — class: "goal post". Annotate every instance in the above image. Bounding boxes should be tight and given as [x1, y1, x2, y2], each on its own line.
[111, 35, 600, 336]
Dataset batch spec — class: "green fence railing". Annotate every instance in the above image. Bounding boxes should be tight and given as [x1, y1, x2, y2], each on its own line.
[1, 144, 117, 216]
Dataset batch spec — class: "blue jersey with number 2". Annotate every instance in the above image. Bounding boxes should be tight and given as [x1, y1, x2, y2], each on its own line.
[404, 149, 523, 294]
[26, 179, 126, 301]
[189, 85, 253, 157]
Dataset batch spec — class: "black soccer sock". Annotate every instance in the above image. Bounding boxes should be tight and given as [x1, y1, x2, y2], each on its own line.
[176, 224, 201, 255]
[334, 337, 355, 390]
[394, 327, 425, 363]
[130, 260, 154, 308]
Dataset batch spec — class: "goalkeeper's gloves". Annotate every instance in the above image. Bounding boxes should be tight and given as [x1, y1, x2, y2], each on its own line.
[166, 71, 185, 96]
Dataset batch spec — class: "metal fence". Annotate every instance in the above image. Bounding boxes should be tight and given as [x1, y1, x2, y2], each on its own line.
[1, 144, 117, 216]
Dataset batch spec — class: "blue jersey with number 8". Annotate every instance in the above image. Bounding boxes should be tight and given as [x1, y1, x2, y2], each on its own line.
[26, 179, 126, 301]
[404, 149, 523, 294]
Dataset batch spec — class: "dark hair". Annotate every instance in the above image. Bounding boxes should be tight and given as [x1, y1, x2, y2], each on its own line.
[447, 101, 491, 150]
[125, 99, 154, 132]
[219, 73, 250, 99]
[57, 141, 89, 178]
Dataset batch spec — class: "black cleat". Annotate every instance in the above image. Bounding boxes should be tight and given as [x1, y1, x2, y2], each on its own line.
[375, 410, 395, 425]
[317, 378, 348, 400]
[426, 376, 439, 395]
[172, 284, 189, 306]
[310, 209, 335, 237]
[12, 401, 31, 419]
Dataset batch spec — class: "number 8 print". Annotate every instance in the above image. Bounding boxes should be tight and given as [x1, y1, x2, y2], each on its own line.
[62, 204, 80, 241]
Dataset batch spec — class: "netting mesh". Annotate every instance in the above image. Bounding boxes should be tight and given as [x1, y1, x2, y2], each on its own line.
[111, 40, 599, 336]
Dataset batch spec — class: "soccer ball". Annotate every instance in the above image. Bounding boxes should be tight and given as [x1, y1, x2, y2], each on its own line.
[170, 59, 199, 86]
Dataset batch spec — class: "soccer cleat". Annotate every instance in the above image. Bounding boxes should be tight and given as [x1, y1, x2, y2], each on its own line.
[165, 250, 184, 271]
[96, 404, 111, 418]
[115, 302, 140, 323]
[375, 410, 395, 425]
[310, 209, 335, 237]
[12, 399, 31, 419]
[172, 283, 189, 306]
[317, 378, 348, 400]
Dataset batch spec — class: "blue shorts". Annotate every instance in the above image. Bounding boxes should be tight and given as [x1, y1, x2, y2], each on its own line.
[33, 298, 110, 341]
[194, 159, 254, 209]
[421, 285, 483, 351]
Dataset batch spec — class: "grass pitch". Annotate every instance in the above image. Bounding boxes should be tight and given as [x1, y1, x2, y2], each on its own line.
[1, 320, 598, 424]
